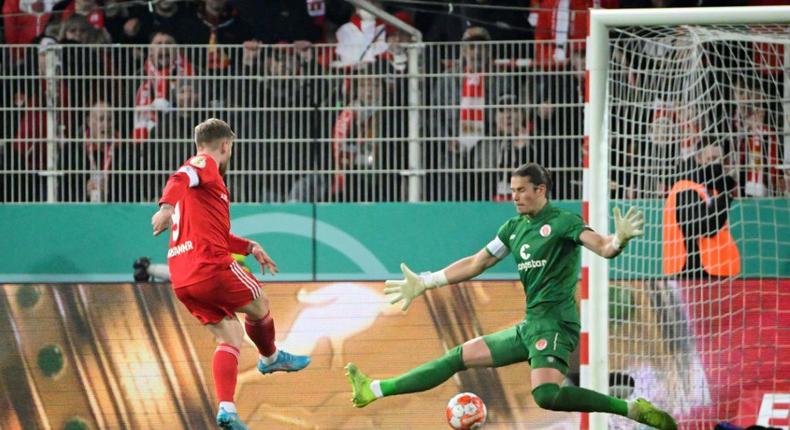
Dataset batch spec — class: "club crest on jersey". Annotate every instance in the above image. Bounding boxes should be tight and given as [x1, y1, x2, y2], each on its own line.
[535, 338, 548, 351]
[190, 156, 206, 168]
[540, 224, 552, 237]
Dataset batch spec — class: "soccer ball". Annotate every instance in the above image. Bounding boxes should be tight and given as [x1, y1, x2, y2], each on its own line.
[446, 392, 487, 430]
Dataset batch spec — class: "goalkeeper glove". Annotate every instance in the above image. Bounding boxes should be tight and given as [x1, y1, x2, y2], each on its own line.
[613, 206, 645, 250]
[384, 263, 448, 311]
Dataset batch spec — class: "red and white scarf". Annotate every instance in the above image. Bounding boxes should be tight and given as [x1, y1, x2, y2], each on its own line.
[331, 104, 377, 194]
[133, 55, 194, 140]
[742, 125, 779, 197]
[458, 72, 485, 151]
[84, 128, 117, 202]
[84, 128, 117, 170]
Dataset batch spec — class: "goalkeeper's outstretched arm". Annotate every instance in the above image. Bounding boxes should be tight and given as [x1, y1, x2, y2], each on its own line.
[580, 206, 644, 259]
[443, 248, 500, 284]
[384, 249, 499, 311]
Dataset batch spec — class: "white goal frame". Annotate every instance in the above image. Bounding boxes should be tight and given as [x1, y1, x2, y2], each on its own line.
[585, 6, 790, 430]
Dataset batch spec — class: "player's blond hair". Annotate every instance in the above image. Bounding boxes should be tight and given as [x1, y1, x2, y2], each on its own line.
[194, 118, 235, 149]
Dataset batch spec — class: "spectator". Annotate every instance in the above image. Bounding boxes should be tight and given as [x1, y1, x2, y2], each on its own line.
[492, 93, 532, 200]
[150, 81, 202, 143]
[56, 14, 117, 140]
[50, 0, 112, 39]
[663, 138, 740, 278]
[233, 0, 334, 43]
[236, 43, 321, 202]
[334, 2, 388, 67]
[147, 81, 203, 198]
[5, 37, 64, 202]
[428, 26, 514, 201]
[100, 0, 142, 44]
[530, 0, 593, 66]
[738, 100, 783, 197]
[59, 99, 140, 202]
[133, 30, 195, 141]
[123, 0, 201, 45]
[330, 61, 403, 201]
[531, 66, 582, 199]
[421, 2, 465, 42]
[472, 0, 532, 41]
[178, 0, 254, 72]
[382, 10, 413, 73]
[2, 0, 57, 49]
[609, 46, 658, 199]
[57, 13, 99, 43]
[611, 140, 645, 200]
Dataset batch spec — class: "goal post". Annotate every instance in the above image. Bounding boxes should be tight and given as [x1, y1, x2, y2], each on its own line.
[586, 7, 790, 430]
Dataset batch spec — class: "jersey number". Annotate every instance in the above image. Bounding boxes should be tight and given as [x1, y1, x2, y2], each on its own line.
[171, 202, 181, 241]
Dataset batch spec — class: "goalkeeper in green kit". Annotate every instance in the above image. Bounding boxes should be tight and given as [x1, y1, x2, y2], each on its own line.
[345, 163, 677, 430]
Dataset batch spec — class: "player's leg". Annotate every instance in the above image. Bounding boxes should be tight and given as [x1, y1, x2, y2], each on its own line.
[527, 322, 676, 430]
[346, 326, 528, 408]
[230, 264, 310, 374]
[205, 316, 248, 430]
[173, 282, 249, 429]
[345, 340, 470, 408]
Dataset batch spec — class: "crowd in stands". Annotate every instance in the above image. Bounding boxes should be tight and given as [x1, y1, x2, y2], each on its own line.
[1, 0, 787, 202]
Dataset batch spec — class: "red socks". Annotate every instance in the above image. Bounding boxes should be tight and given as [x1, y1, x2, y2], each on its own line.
[245, 312, 277, 357]
[212, 313, 276, 403]
[213, 343, 240, 402]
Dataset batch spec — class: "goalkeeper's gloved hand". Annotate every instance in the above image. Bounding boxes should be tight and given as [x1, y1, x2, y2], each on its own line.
[384, 263, 447, 311]
[613, 206, 645, 250]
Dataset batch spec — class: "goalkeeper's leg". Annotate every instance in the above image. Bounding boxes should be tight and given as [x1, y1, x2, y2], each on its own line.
[531, 365, 676, 430]
[526, 318, 676, 430]
[345, 326, 526, 408]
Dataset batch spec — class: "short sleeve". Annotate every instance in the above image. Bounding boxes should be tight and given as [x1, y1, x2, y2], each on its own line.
[485, 220, 512, 259]
[179, 155, 220, 187]
[564, 213, 592, 245]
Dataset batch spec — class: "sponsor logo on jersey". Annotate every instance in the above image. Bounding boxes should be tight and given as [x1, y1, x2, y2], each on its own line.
[540, 224, 552, 237]
[220, 193, 229, 203]
[535, 338, 548, 351]
[167, 240, 194, 258]
[517, 243, 547, 271]
[190, 156, 206, 168]
[518, 259, 547, 271]
[519, 244, 531, 260]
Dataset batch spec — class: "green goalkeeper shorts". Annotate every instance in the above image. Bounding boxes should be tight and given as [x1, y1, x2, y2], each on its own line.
[482, 319, 580, 374]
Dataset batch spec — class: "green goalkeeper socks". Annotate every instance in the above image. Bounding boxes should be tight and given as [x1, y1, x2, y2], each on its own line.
[373, 345, 628, 419]
[379, 345, 466, 396]
[531, 383, 628, 416]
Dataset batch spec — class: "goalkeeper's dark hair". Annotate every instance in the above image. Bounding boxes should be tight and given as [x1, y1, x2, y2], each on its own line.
[512, 163, 552, 194]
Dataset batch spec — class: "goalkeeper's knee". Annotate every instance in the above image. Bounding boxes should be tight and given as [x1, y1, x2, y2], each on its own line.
[444, 345, 467, 373]
[531, 383, 561, 410]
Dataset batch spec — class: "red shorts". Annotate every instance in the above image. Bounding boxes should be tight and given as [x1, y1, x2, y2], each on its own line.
[174, 261, 262, 325]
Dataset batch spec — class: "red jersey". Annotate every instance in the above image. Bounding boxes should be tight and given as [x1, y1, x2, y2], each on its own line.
[158, 154, 250, 287]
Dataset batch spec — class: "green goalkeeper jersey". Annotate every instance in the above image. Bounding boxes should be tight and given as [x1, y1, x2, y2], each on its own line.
[485, 203, 589, 324]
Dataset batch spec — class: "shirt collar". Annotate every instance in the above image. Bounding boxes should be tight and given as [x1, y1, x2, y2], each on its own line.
[524, 201, 552, 222]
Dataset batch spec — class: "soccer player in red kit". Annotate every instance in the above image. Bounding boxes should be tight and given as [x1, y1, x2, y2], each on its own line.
[151, 118, 310, 430]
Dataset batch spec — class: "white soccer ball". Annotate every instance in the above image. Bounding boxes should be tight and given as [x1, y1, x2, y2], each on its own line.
[445, 392, 487, 430]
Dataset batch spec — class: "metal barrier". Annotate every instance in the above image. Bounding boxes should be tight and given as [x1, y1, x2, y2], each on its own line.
[1, 41, 586, 203]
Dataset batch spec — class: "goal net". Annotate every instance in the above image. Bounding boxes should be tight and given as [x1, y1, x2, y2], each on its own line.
[590, 9, 790, 430]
